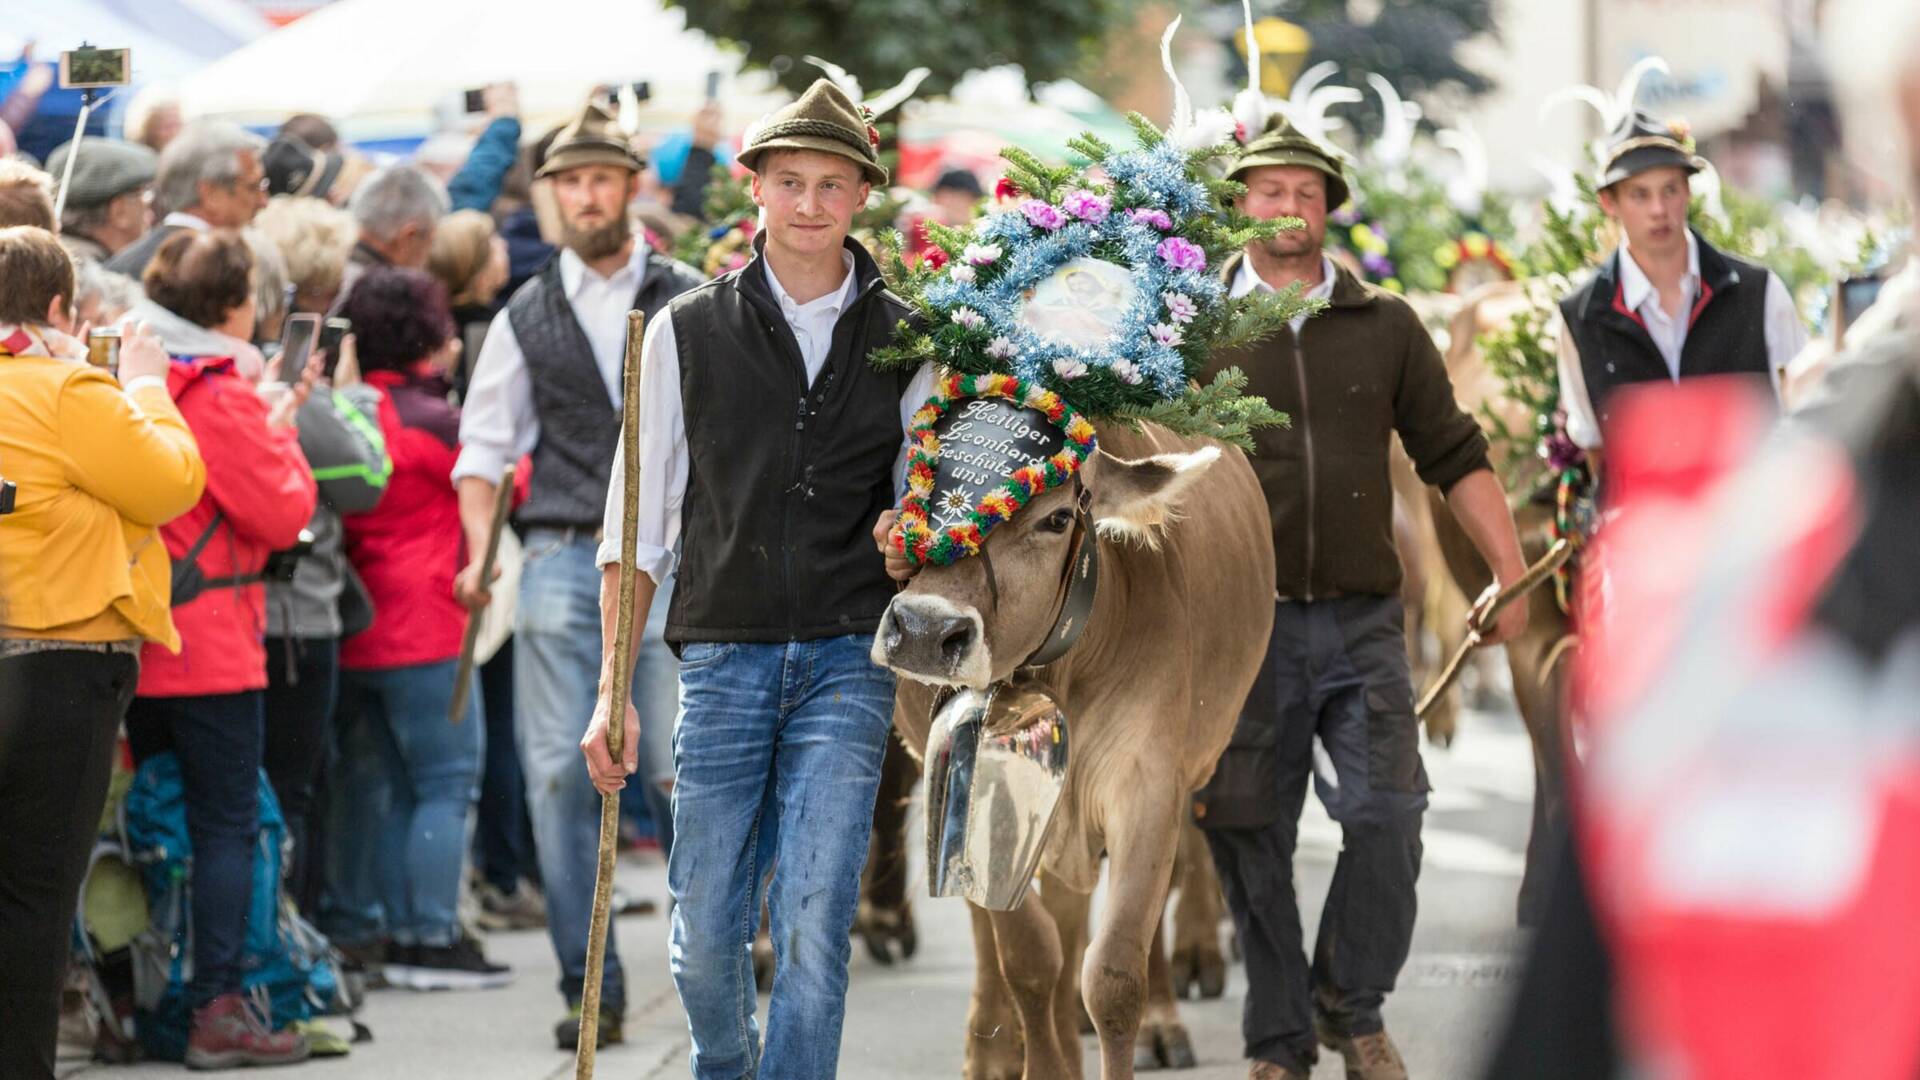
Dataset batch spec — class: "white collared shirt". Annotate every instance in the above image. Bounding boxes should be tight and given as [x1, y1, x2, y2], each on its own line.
[453, 244, 652, 484]
[594, 253, 936, 583]
[1556, 230, 1806, 450]
[1230, 253, 1338, 332]
[160, 211, 212, 232]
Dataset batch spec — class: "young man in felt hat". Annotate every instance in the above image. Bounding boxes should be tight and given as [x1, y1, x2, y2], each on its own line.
[454, 98, 706, 1048]
[1556, 111, 1806, 475]
[1197, 117, 1530, 1080]
[583, 79, 934, 1079]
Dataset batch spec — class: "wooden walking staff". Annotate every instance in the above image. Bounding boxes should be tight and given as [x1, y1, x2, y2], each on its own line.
[1415, 537, 1572, 719]
[449, 464, 516, 724]
[576, 309, 645, 1077]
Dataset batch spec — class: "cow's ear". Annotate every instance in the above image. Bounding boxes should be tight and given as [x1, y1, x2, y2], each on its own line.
[1088, 445, 1221, 547]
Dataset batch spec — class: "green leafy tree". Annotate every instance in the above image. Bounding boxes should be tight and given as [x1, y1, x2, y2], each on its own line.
[1274, 0, 1501, 122]
[673, 0, 1140, 97]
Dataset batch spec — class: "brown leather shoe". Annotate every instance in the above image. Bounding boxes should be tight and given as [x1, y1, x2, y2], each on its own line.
[1319, 1026, 1409, 1080]
[1248, 1060, 1309, 1080]
[185, 993, 309, 1070]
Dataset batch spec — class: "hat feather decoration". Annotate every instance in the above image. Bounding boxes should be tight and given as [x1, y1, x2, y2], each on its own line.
[1366, 73, 1422, 173]
[1532, 154, 1585, 216]
[1435, 121, 1490, 214]
[1230, 0, 1270, 144]
[1540, 55, 1671, 165]
[805, 56, 931, 121]
[1273, 61, 1360, 148]
[1160, 17, 1238, 152]
[1691, 157, 1729, 228]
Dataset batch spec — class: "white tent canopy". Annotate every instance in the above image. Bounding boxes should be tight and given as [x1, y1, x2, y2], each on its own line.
[176, 0, 787, 139]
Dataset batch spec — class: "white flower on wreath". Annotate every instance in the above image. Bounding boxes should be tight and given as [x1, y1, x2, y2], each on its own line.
[1150, 322, 1184, 348]
[949, 263, 977, 284]
[962, 242, 1003, 266]
[951, 307, 985, 330]
[1109, 358, 1143, 384]
[1053, 357, 1089, 380]
[1161, 292, 1198, 324]
[986, 335, 1017, 360]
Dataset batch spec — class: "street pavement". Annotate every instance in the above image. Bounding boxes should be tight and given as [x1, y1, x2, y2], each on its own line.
[61, 704, 1536, 1080]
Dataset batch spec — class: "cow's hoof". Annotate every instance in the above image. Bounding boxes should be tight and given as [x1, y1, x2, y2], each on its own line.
[752, 941, 774, 995]
[1135, 1024, 1199, 1071]
[1171, 942, 1227, 1000]
[858, 904, 917, 966]
[1197, 950, 1227, 1000]
[964, 1036, 1024, 1080]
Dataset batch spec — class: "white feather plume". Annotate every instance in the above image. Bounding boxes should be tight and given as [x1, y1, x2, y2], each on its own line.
[1285, 62, 1361, 139]
[805, 56, 863, 103]
[1160, 16, 1197, 144]
[1436, 121, 1490, 213]
[865, 67, 930, 120]
[1539, 55, 1671, 137]
[1231, 0, 1268, 138]
[1533, 155, 1583, 216]
[1690, 159, 1728, 228]
[1366, 73, 1420, 169]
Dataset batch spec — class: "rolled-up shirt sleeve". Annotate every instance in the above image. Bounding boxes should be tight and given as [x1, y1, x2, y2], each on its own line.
[1556, 318, 1604, 451]
[893, 363, 938, 497]
[453, 309, 539, 484]
[1762, 272, 1807, 401]
[596, 313, 686, 585]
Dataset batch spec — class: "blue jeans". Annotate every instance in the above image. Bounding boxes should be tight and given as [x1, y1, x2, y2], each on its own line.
[330, 660, 482, 948]
[515, 528, 679, 1009]
[668, 635, 895, 1080]
[125, 692, 263, 1006]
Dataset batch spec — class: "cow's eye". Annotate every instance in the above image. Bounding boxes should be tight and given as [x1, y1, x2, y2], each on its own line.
[1042, 508, 1075, 533]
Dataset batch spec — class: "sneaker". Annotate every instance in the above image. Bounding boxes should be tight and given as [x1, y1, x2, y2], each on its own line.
[1317, 1023, 1408, 1080]
[474, 880, 548, 931]
[184, 993, 309, 1070]
[554, 1001, 625, 1050]
[384, 935, 513, 991]
[1249, 1062, 1309, 1080]
[335, 939, 392, 991]
[288, 1019, 351, 1057]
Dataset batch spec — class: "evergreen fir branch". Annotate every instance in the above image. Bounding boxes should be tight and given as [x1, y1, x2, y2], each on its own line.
[1112, 368, 1289, 451]
[1123, 111, 1165, 150]
[923, 221, 971, 255]
[999, 146, 1073, 203]
[1065, 132, 1114, 166]
[868, 325, 940, 372]
[1212, 286, 1321, 352]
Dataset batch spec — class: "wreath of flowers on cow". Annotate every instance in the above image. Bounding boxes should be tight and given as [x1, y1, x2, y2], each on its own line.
[871, 113, 1315, 567]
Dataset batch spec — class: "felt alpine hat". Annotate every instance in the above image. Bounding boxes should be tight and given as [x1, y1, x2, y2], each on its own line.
[536, 99, 645, 179]
[1227, 115, 1350, 211]
[1599, 110, 1706, 190]
[739, 79, 887, 187]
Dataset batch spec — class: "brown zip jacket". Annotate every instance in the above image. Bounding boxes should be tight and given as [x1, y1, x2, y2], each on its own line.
[1204, 255, 1490, 601]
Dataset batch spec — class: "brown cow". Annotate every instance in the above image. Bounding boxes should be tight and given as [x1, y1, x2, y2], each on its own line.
[874, 420, 1276, 1079]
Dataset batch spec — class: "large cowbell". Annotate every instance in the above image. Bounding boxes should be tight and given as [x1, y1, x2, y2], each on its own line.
[925, 397, 1069, 540]
[924, 682, 1071, 911]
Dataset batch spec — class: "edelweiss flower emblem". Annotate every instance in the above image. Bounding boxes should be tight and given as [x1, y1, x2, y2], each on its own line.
[940, 490, 973, 516]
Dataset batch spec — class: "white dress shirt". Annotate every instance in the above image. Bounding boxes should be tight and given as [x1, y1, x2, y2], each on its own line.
[1557, 231, 1806, 450]
[595, 252, 937, 583]
[1230, 253, 1338, 331]
[453, 244, 652, 484]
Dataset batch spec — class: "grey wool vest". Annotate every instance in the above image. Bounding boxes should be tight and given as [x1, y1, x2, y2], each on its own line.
[506, 250, 705, 528]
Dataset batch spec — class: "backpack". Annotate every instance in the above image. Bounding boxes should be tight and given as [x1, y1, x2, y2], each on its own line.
[121, 753, 355, 1061]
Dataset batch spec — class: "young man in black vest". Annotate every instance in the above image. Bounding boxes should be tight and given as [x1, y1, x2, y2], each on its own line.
[1196, 118, 1530, 1080]
[582, 80, 933, 1080]
[1556, 112, 1806, 474]
[453, 100, 705, 1048]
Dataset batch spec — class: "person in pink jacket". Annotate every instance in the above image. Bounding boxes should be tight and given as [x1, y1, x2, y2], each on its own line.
[121, 229, 319, 1069]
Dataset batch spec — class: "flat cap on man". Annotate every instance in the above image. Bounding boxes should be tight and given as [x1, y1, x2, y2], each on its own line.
[44, 138, 156, 209]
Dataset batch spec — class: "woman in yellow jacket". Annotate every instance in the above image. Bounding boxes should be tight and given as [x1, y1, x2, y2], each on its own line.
[0, 225, 206, 1080]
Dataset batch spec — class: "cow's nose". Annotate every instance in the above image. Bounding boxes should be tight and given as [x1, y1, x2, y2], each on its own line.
[879, 599, 979, 677]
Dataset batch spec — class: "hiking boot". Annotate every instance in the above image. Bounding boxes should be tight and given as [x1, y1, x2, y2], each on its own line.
[554, 1001, 625, 1050]
[384, 935, 513, 991]
[1248, 1062, 1309, 1080]
[1318, 1023, 1409, 1080]
[184, 993, 309, 1070]
[474, 880, 548, 931]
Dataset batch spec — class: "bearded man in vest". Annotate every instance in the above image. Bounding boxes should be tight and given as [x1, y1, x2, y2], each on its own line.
[1556, 111, 1806, 475]
[453, 100, 705, 1048]
[582, 80, 933, 1080]
[1195, 118, 1531, 1080]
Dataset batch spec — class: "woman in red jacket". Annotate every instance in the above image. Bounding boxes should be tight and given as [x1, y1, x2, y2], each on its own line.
[122, 229, 317, 1068]
[331, 267, 510, 990]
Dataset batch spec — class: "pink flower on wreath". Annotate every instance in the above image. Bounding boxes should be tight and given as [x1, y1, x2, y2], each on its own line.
[1061, 189, 1111, 223]
[1150, 322, 1184, 348]
[1109, 358, 1144, 385]
[1126, 208, 1173, 231]
[1021, 200, 1067, 231]
[1156, 236, 1206, 271]
[1161, 292, 1198, 324]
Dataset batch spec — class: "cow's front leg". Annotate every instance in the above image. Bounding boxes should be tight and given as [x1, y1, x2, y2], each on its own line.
[1038, 872, 1091, 1080]
[1169, 820, 1227, 1001]
[988, 890, 1074, 1079]
[1133, 920, 1197, 1070]
[966, 903, 1025, 1080]
[1084, 782, 1182, 1080]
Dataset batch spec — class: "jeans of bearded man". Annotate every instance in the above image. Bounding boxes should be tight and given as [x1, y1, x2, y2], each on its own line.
[328, 659, 483, 948]
[669, 635, 895, 1080]
[1197, 596, 1428, 1076]
[514, 527, 679, 1011]
[125, 691, 267, 1007]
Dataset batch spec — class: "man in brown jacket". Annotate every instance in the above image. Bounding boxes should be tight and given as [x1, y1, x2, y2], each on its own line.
[1196, 119, 1528, 1080]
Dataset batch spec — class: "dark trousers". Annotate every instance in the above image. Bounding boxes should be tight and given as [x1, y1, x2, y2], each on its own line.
[1198, 596, 1428, 1075]
[473, 639, 537, 893]
[0, 649, 138, 1080]
[126, 691, 265, 1008]
[262, 635, 339, 914]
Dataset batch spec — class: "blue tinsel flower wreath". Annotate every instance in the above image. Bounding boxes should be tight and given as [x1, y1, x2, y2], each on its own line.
[913, 140, 1230, 407]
